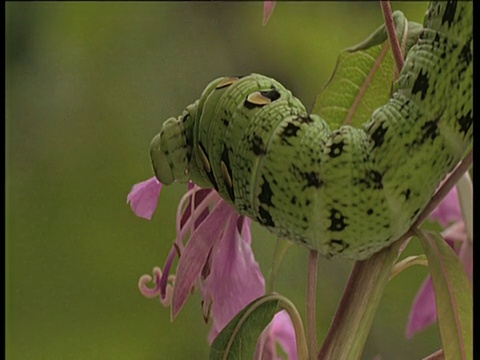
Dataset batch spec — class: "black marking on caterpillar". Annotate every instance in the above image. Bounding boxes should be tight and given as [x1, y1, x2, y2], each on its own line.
[301, 171, 322, 190]
[412, 69, 430, 100]
[371, 122, 388, 149]
[221, 146, 235, 202]
[251, 134, 267, 155]
[441, 1, 457, 27]
[329, 209, 348, 232]
[291, 164, 323, 190]
[329, 141, 345, 158]
[257, 207, 275, 227]
[368, 170, 383, 189]
[298, 115, 314, 124]
[355, 170, 383, 190]
[328, 239, 349, 254]
[259, 176, 274, 207]
[260, 89, 281, 102]
[410, 208, 421, 220]
[282, 122, 301, 138]
[459, 38, 472, 67]
[458, 110, 472, 136]
[420, 119, 440, 143]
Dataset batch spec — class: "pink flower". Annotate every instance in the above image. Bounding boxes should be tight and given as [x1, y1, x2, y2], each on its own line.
[256, 310, 297, 360]
[428, 186, 462, 228]
[129, 180, 265, 341]
[263, 1, 276, 26]
[126, 177, 162, 220]
[201, 215, 266, 342]
[406, 187, 472, 338]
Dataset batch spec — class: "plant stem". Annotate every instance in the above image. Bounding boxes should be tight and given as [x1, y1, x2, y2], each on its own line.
[317, 240, 402, 359]
[307, 250, 319, 359]
[380, 0, 404, 74]
[267, 238, 292, 293]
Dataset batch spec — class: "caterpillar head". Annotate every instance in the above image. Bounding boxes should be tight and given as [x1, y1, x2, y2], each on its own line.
[149, 76, 238, 186]
[149, 104, 196, 185]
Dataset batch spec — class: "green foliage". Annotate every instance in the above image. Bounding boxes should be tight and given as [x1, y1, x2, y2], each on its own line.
[312, 11, 423, 128]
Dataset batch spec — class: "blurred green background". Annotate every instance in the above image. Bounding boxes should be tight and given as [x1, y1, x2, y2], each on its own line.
[6, 2, 440, 359]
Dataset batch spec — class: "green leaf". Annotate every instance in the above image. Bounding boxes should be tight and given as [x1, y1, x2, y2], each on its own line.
[416, 230, 472, 360]
[311, 11, 422, 129]
[209, 294, 282, 360]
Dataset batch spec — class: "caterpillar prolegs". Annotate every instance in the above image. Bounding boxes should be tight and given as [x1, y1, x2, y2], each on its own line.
[150, 1, 472, 260]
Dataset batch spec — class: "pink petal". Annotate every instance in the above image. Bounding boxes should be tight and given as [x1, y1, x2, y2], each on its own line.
[443, 221, 467, 245]
[171, 200, 232, 319]
[429, 186, 461, 227]
[256, 310, 297, 360]
[263, 1, 276, 26]
[180, 187, 212, 230]
[206, 215, 265, 342]
[127, 177, 162, 220]
[406, 276, 437, 338]
[270, 311, 297, 359]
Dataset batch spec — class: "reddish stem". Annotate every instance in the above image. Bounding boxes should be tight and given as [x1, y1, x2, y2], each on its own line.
[380, 0, 404, 74]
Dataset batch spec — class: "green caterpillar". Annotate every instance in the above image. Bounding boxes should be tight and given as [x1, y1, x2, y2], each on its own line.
[149, 1, 472, 260]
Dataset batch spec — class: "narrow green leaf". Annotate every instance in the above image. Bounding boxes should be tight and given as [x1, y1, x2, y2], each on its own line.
[390, 254, 428, 281]
[311, 11, 422, 129]
[416, 230, 472, 360]
[209, 294, 282, 360]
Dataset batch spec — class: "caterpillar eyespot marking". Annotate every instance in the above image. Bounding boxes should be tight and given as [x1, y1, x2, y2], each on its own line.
[149, 1, 472, 260]
[198, 142, 211, 173]
[244, 90, 281, 109]
[215, 76, 240, 89]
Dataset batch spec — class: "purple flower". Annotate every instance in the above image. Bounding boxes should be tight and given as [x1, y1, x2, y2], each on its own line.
[256, 310, 297, 360]
[129, 180, 265, 341]
[406, 186, 472, 338]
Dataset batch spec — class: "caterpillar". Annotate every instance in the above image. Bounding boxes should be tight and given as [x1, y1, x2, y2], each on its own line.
[149, 1, 472, 260]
